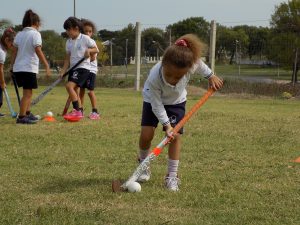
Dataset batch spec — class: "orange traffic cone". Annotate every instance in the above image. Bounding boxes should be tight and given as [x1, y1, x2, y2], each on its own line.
[43, 115, 56, 122]
[293, 157, 300, 163]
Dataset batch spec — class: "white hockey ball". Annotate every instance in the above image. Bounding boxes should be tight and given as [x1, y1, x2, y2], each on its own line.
[127, 182, 141, 193]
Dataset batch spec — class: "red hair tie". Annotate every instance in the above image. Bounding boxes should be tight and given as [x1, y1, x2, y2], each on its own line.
[175, 39, 188, 47]
[4, 27, 14, 34]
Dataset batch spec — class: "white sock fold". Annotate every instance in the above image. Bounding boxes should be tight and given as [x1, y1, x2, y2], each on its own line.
[168, 159, 179, 177]
[139, 148, 150, 161]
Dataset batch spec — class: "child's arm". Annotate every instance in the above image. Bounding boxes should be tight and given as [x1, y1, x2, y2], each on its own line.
[90, 52, 97, 62]
[0, 64, 5, 89]
[10, 46, 17, 71]
[85, 46, 99, 59]
[208, 75, 223, 90]
[35, 46, 51, 77]
[193, 59, 223, 90]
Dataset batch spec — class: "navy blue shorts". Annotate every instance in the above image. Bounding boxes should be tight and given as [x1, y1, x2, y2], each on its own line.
[82, 72, 96, 90]
[141, 101, 186, 134]
[14, 72, 38, 89]
[68, 68, 90, 88]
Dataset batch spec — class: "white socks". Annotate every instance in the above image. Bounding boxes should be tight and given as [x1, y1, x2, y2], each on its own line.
[139, 148, 150, 161]
[168, 159, 179, 177]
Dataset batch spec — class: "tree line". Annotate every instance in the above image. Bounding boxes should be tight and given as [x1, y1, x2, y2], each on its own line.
[1, 0, 299, 82]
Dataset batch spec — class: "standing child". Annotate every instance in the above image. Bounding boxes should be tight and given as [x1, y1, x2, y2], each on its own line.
[61, 17, 99, 120]
[11, 9, 51, 124]
[0, 28, 16, 117]
[80, 19, 100, 120]
[137, 34, 223, 191]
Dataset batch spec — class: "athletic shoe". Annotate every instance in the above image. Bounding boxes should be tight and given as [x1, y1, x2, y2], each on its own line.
[64, 109, 83, 119]
[165, 175, 180, 192]
[27, 113, 39, 121]
[16, 116, 37, 124]
[0, 113, 5, 117]
[137, 158, 151, 183]
[89, 112, 100, 120]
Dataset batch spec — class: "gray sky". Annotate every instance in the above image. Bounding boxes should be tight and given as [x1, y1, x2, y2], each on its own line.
[0, 0, 285, 32]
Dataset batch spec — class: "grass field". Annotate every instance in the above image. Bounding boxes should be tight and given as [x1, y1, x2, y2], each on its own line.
[0, 87, 299, 225]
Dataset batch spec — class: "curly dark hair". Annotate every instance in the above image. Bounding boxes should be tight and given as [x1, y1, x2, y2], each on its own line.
[162, 34, 204, 68]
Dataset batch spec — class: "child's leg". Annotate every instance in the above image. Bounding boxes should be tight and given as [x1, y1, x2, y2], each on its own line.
[66, 81, 78, 101]
[79, 88, 85, 106]
[75, 87, 83, 111]
[88, 91, 98, 112]
[167, 135, 181, 177]
[137, 126, 155, 182]
[19, 89, 33, 116]
[0, 87, 3, 109]
[66, 81, 80, 110]
[139, 126, 155, 159]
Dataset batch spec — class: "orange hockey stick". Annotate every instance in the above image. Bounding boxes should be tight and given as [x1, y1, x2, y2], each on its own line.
[112, 88, 215, 192]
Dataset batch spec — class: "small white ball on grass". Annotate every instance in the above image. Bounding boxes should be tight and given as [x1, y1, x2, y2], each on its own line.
[46, 111, 53, 117]
[127, 182, 141, 193]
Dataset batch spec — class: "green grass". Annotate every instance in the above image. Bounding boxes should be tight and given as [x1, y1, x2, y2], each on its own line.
[214, 64, 292, 80]
[0, 87, 299, 225]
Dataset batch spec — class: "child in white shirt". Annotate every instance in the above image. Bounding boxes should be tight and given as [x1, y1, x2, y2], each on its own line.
[60, 17, 99, 120]
[137, 34, 223, 191]
[0, 28, 15, 117]
[12, 9, 51, 124]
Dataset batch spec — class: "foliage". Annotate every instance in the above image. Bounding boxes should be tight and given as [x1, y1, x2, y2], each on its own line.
[98, 24, 136, 65]
[233, 25, 270, 60]
[142, 27, 166, 58]
[269, 0, 300, 82]
[167, 17, 210, 43]
[0, 19, 12, 33]
[216, 25, 249, 64]
[40, 30, 65, 65]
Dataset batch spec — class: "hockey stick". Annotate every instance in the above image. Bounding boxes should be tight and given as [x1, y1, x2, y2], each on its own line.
[30, 57, 85, 106]
[10, 72, 20, 106]
[3, 88, 18, 118]
[112, 88, 215, 192]
[62, 96, 71, 116]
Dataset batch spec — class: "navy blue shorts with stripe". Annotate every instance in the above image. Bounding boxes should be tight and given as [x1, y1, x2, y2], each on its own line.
[68, 68, 90, 88]
[141, 101, 186, 134]
[82, 72, 96, 90]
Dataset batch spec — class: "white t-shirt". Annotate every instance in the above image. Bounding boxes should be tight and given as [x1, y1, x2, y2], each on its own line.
[66, 33, 96, 71]
[0, 44, 7, 65]
[13, 27, 42, 73]
[90, 39, 98, 74]
[143, 59, 213, 126]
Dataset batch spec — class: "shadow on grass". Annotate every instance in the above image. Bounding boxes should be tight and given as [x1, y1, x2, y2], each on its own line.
[36, 177, 113, 194]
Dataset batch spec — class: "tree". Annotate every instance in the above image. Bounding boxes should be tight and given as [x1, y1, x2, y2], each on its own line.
[98, 24, 138, 65]
[142, 27, 166, 58]
[269, 0, 300, 83]
[216, 25, 249, 64]
[233, 25, 270, 60]
[40, 30, 65, 66]
[0, 19, 12, 32]
[167, 17, 210, 43]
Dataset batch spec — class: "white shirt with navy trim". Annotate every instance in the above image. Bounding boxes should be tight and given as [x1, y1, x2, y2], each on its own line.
[0, 44, 7, 65]
[66, 33, 96, 71]
[90, 39, 98, 74]
[143, 59, 213, 126]
[13, 27, 42, 73]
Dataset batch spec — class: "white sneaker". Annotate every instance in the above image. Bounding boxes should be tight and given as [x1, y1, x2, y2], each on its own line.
[137, 159, 151, 182]
[165, 175, 180, 192]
